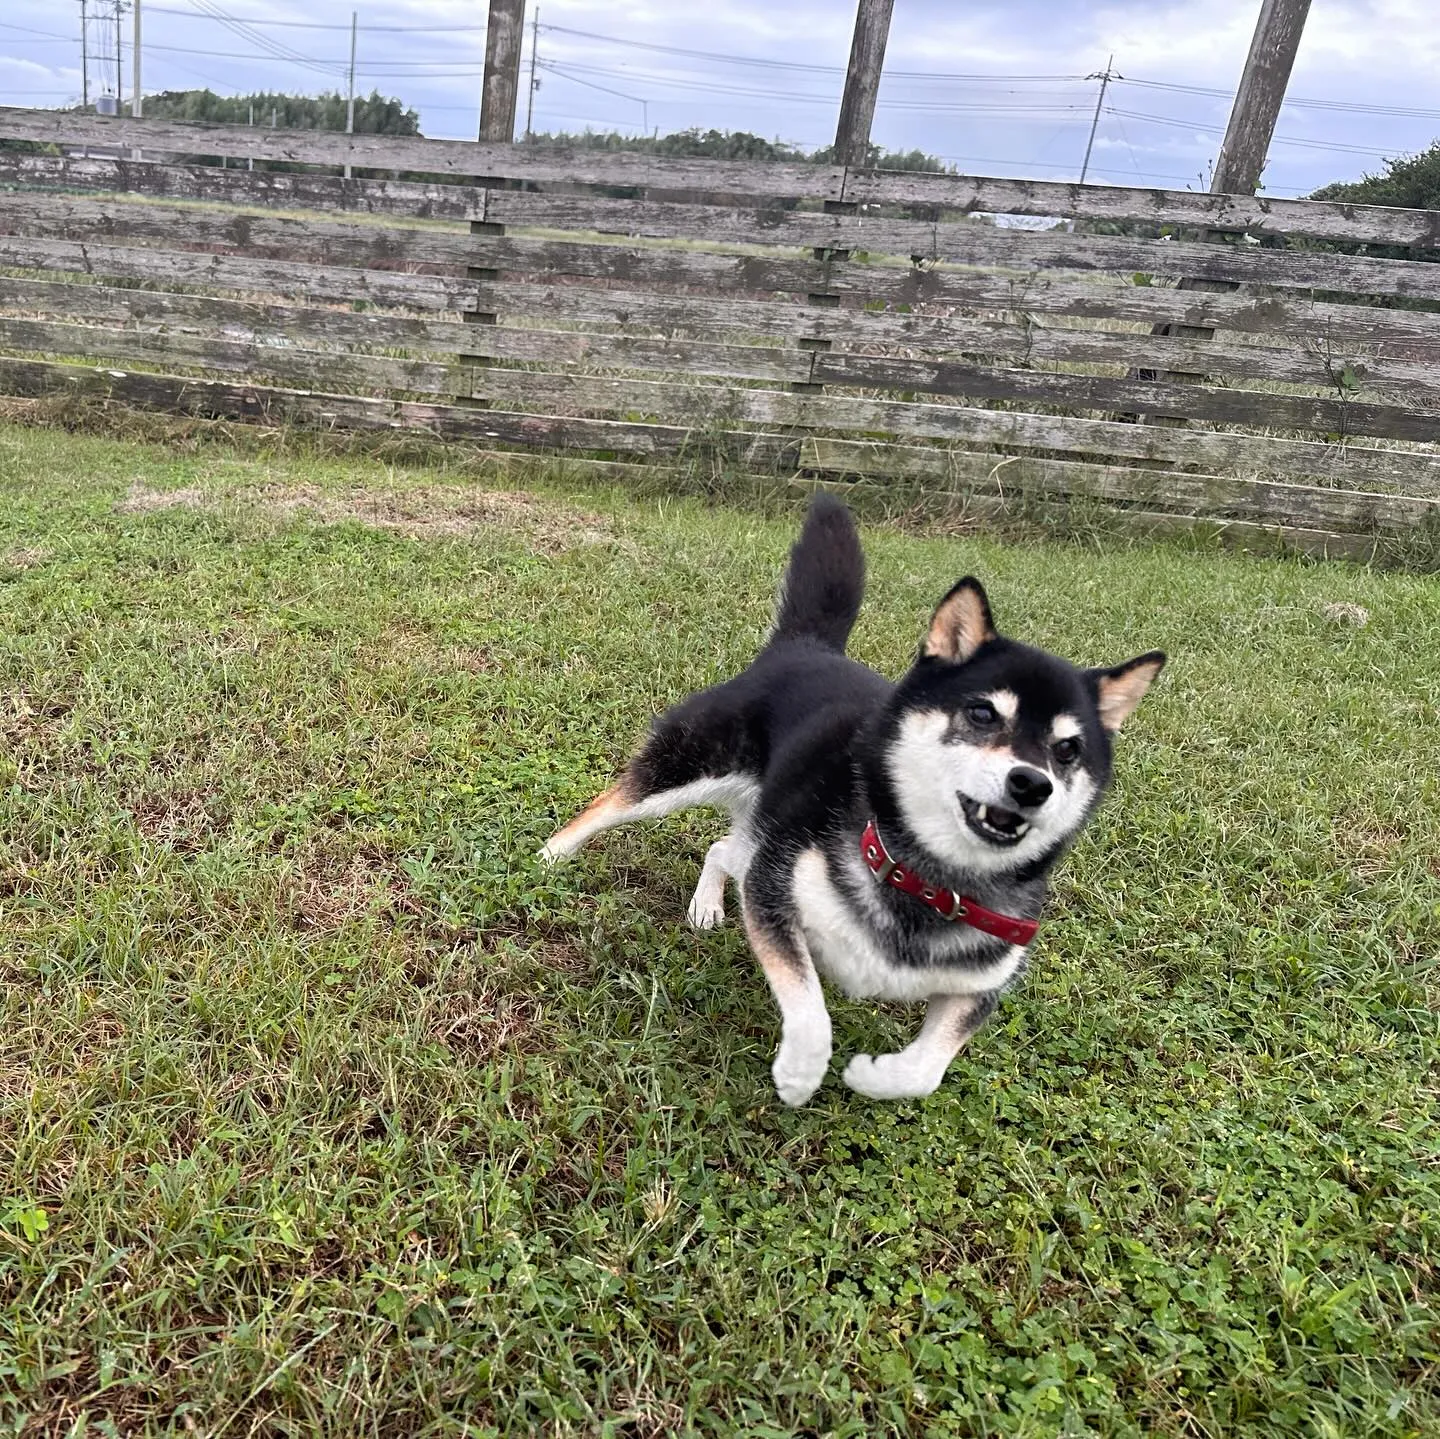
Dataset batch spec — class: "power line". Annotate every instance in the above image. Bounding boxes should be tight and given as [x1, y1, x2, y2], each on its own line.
[542, 23, 1089, 83]
[0, 21, 76, 41]
[1115, 74, 1440, 121]
[1106, 107, 1413, 158]
[540, 59, 1091, 113]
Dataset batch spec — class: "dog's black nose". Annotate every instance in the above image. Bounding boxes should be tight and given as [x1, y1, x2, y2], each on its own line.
[1006, 766, 1053, 808]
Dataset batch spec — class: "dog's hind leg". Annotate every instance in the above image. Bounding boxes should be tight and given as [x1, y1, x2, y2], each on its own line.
[686, 830, 754, 930]
[540, 771, 757, 864]
[841, 991, 999, 1100]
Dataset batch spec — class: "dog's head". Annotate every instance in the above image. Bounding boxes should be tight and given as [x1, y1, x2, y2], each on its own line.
[877, 577, 1164, 875]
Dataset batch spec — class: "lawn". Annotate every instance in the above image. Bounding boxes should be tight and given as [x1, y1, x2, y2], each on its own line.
[0, 420, 1436, 1438]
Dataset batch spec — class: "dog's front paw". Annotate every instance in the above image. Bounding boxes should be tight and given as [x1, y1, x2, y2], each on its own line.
[772, 1039, 831, 1107]
[685, 889, 725, 930]
[842, 1052, 942, 1101]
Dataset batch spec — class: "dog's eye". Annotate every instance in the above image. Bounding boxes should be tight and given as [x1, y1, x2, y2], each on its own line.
[1053, 737, 1081, 764]
[965, 701, 999, 727]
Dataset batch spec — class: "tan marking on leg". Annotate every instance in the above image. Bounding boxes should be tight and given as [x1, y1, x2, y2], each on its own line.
[741, 899, 833, 1107]
[539, 779, 635, 863]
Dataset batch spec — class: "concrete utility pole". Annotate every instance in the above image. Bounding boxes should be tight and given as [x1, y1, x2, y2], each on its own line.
[1211, 0, 1312, 194]
[524, 5, 539, 141]
[131, 0, 141, 117]
[833, 0, 895, 168]
[114, 0, 123, 108]
[1078, 55, 1117, 185]
[130, 0, 142, 160]
[344, 10, 357, 179]
[480, 0, 526, 143]
[79, 0, 89, 109]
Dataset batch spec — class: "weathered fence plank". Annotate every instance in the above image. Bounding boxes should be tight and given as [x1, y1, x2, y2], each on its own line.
[0, 311, 812, 387]
[3, 301, 1432, 491]
[0, 235, 477, 311]
[809, 353, 1440, 441]
[796, 438, 1434, 531]
[0, 317, 475, 396]
[5, 201, 1440, 352]
[0, 153, 486, 221]
[2, 106, 1437, 247]
[21, 276, 1415, 400]
[483, 192, 1440, 300]
[5, 355, 1425, 539]
[0, 107, 846, 201]
[6, 170, 1431, 308]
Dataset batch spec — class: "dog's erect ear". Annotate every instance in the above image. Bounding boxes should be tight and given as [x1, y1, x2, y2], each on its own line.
[923, 577, 996, 662]
[1087, 651, 1166, 732]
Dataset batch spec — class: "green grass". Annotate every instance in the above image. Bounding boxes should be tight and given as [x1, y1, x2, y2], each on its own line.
[0, 421, 1437, 1438]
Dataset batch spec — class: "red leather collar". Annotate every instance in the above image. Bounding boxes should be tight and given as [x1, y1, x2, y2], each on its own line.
[860, 820, 1039, 947]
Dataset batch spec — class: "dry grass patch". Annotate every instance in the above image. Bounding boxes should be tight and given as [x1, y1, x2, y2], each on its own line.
[283, 846, 408, 932]
[115, 477, 619, 555]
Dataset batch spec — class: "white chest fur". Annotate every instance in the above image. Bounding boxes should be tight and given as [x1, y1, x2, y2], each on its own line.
[790, 847, 1026, 1002]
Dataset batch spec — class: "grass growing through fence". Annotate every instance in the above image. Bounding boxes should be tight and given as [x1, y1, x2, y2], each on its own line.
[0, 421, 1437, 1438]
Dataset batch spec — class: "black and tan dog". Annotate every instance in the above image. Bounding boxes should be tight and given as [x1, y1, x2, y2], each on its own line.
[542, 495, 1164, 1105]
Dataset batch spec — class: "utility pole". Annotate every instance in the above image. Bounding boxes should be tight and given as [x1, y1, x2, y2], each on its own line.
[1211, 0, 1312, 193]
[79, 0, 90, 108]
[343, 10, 357, 180]
[248, 101, 254, 171]
[131, 0, 142, 159]
[524, 6, 539, 141]
[1078, 55, 1117, 185]
[479, 0, 526, 143]
[833, 0, 895, 168]
[114, 0, 123, 111]
[131, 0, 141, 116]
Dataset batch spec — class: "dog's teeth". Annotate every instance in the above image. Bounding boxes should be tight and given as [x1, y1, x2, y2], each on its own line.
[977, 805, 989, 822]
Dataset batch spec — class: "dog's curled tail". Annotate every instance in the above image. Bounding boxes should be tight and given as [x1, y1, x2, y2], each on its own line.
[768, 492, 864, 652]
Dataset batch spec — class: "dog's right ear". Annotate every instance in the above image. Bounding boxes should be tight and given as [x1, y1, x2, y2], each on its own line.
[923, 577, 996, 663]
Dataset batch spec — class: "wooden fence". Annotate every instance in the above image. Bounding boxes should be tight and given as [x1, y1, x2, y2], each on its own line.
[1, 106, 1439, 558]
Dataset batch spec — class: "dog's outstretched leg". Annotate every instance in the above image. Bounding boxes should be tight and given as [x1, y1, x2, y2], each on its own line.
[842, 991, 998, 1100]
[540, 782, 638, 863]
[741, 898, 832, 1107]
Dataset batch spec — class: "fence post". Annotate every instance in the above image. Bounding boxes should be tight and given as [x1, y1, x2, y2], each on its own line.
[793, 0, 896, 402]
[479, 0, 526, 144]
[833, 0, 895, 169]
[1212, 0, 1313, 195]
[1134, 0, 1312, 418]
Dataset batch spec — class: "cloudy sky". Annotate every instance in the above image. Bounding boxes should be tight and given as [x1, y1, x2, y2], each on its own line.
[3, 0, 1438, 196]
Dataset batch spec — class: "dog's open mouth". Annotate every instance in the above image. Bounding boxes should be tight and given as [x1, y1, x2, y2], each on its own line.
[959, 794, 1030, 846]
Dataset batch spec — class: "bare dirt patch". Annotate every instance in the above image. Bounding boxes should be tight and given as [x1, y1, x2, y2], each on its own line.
[129, 789, 222, 855]
[1321, 601, 1371, 627]
[114, 478, 617, 554]
[261, 484, 616, 554]
[117, 482, 211, 513]
[2, 545, 50, 570]
[284, 847, 408, 932]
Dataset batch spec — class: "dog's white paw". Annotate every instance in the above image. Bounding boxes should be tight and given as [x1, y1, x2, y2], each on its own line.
[686, 889, 725, 930]
[842, 1052, 941, 1101]
[772, 1039, 831, 1108]
[538, 842, 562, 865]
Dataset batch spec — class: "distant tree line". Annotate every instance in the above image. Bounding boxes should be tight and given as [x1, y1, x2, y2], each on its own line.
[528, 126, 953, 173]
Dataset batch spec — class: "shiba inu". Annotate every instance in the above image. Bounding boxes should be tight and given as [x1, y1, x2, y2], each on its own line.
[542, 495, 1164, 1105]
